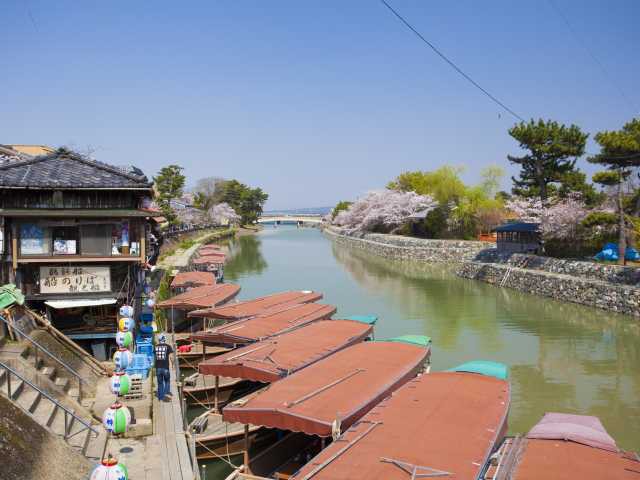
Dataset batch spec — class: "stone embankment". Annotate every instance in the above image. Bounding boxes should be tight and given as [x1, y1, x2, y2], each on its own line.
[324, 227, 491, 262]
[325, 227, 640, 318]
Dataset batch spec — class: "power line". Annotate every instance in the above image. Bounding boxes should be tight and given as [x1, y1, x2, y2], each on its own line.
[23, 0, 39, 32]
[379, 0, 525, 122]
[547, 0, 639, 115]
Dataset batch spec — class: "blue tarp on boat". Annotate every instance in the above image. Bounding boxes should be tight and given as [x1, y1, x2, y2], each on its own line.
[448, 360, 509, 380]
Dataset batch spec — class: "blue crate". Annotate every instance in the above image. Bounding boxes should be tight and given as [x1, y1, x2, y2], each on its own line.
[136, 343, 154, 362]
[125, 354, 152, 378]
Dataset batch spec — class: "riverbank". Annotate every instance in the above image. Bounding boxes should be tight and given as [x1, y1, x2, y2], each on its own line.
[324, 226, 640, 318]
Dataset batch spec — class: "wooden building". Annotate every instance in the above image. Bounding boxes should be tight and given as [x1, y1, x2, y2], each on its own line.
[495, 222, 541, 254]
[0, 148, 159, 358]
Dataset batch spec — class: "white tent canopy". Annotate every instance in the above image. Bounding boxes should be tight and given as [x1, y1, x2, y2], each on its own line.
[45, 298, 117, 309]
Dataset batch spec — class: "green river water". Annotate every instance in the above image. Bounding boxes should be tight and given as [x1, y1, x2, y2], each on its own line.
[197, 226, 640, 478]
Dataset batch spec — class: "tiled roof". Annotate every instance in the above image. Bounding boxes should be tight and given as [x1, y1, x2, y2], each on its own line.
[0, 149, 152, 189]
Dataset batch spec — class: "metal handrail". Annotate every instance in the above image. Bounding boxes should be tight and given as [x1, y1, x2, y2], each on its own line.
[0, 360, 99, 438]
[0, 314, 89, 399]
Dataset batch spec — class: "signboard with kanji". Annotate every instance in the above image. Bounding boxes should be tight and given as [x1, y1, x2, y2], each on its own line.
[39, 266, 111, 294]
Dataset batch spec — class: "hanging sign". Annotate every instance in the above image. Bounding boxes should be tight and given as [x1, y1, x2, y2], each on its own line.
[39, 266, 111, 294]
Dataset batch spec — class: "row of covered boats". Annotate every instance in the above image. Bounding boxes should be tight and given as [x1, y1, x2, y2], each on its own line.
[156, 245, 638, 479]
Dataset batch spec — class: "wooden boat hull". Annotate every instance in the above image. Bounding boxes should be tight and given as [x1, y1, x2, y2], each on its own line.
[194, 413, 276, 460]
[183, 377, 256, 407]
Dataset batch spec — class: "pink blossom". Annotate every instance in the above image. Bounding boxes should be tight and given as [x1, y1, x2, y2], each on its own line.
[208, 203, 241, 225]
[332, 190, 437, 233]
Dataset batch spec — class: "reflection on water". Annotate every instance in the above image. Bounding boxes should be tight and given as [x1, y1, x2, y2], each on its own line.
[220, 226, 640, 451]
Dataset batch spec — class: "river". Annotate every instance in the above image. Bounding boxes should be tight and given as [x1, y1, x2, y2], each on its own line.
[198, 225, 640, 477]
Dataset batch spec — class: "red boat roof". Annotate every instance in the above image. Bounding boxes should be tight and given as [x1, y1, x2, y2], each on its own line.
[199, 244, 221, 251]
[502, 413, 639, 480]
[188, 290, 322, 320]
[222, 341, 430, 437]
[170, 271, 216, 289]
[292, 369, 509, 479]
[192, 253, 226, 265]
[198, 319, 373, 382]
[191, 303, 336, 344]
[156, 284, 240, 310]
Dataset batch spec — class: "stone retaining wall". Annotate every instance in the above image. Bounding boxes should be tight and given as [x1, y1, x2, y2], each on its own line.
[325, 227, 640, 317]
[457, 262, 640, 317]
[324, 227, 491, 263]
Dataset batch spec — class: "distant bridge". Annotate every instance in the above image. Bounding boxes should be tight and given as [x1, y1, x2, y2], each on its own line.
[257, 214, 323, 225]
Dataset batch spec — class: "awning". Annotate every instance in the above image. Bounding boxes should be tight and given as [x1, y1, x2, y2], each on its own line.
[222, 340, 430, 437]
[191, 303, 336, 345]
[291, 365, 509, 479]
[156, 284, 240, 310]
[0, 284, 25, 309]
[45, 298, 117, 309]
[188, 290, 322, 320]
[198, 319, 373, 382]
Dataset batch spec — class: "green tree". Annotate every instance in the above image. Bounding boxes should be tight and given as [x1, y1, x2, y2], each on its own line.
[387, 166, 467, 204]
[153, 165, 186, 224]
[589, 118, 640, 263]
[331, 201, 352, 220]
[508, 119, 588, 202]
[557, 170, 603, 207]
[215, 179, 269, 225]
[479, 165, 505, 197]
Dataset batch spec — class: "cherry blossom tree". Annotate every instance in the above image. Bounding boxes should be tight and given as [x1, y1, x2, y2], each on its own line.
[333, 190, 437, 234]
[208, 202, 241, 225]
[506, 195, 590, 240]
[539, 194, 588, 240]
[504, 197, 543, 223]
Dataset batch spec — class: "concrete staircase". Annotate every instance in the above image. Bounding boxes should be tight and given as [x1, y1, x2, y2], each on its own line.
[0, 361, 109, 462]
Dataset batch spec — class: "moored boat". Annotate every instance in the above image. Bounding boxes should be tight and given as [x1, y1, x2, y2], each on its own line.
[191, 302, 337, 346]
[188, 290, 323, 322]
[482, 412, 639, 480]
[291, 359, 510, 480]
[156, 283, 241, 332]
[190, 318, 377, 456]
[222, 337, 432, 479]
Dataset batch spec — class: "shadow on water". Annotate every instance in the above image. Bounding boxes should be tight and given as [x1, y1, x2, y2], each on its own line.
[224, 234, 268, 281]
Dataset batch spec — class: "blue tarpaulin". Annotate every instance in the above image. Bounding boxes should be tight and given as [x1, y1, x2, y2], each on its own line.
[594, 243, 640, 262]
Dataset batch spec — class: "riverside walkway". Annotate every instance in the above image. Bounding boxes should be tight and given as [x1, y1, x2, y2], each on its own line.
[152, 359, 195, 480]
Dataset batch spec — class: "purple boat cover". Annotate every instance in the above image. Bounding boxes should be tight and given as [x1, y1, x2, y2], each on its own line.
[527, 412, 619, 452]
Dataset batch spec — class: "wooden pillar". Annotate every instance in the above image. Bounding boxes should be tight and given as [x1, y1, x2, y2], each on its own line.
[243, 424, 250, 470]
[214, 375, 219, 413]
[139, 222, 146, 264]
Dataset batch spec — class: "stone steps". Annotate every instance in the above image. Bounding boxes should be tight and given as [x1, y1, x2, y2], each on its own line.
[0, 365, 106, 462]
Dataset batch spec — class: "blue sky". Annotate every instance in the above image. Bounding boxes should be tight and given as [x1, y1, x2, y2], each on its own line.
[2, 1, 638, 209]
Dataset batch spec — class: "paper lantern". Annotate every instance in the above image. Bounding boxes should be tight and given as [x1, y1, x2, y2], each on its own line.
[119, 305, 134, 318]
[110, 372, 131, 396]
[145, 298, 155, 308]
[113, 348, 133, 371]
[102, 402, 131, 435]
[89, 457, 129, 480]
[115, 331, 133, 348]
[118, 317, 135, 332]
[143, 285, 152, 295]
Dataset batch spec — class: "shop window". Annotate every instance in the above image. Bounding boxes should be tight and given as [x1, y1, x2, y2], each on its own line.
[19, 224, 51, 255]
[52, 226, 80, 255]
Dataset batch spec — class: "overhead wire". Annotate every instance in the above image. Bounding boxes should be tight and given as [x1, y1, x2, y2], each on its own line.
[547, 0, 639, 115]
[378, 0, 525, 122]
